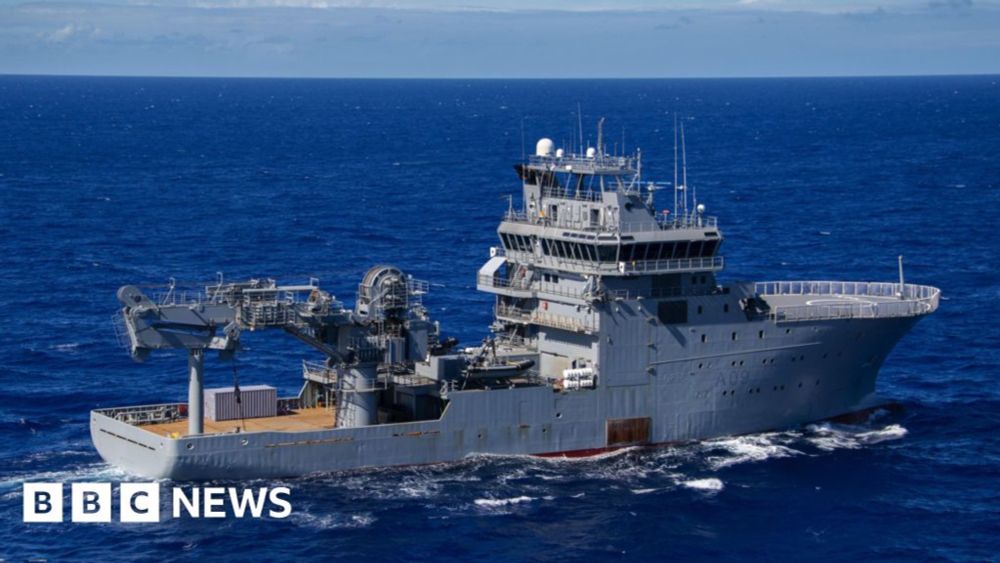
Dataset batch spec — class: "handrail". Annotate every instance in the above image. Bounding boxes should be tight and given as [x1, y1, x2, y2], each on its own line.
[501, 249, 723, 276]
[754, 280, 941, 323]
[502, 211, 717, 233]
[495, 304, 599, 333]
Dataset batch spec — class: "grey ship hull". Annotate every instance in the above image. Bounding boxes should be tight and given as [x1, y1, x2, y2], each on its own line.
[92, 314, 918, 480]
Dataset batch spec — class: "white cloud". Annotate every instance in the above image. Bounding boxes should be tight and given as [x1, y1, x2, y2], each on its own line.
[46, 23, 78, 42]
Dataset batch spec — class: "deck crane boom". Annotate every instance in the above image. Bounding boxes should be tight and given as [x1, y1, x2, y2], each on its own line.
[115, 268, 443, 434]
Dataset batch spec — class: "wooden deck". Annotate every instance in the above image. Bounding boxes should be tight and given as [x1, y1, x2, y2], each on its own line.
[139, 407, 336, 437]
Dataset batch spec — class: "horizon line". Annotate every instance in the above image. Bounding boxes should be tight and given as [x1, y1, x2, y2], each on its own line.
[3, 72, 998, 81]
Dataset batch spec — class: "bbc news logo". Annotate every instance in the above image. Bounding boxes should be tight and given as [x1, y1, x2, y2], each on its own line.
[23, 483, 292, 523]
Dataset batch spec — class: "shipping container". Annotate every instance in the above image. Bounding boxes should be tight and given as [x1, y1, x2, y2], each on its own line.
[204, 385, 277, 421]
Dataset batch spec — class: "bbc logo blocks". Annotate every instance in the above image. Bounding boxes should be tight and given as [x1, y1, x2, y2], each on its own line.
[23, 483, 160, 523]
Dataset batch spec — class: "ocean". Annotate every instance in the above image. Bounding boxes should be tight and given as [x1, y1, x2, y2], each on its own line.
[0, 75, 997, 560]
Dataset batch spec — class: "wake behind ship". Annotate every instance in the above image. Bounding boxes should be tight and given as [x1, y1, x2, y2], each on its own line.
[94, 126, 939, 479]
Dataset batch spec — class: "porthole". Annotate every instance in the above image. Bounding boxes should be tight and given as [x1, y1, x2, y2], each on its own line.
[241, 438, 249, 446]
[701, 334, 707, 343]
[542, 428, 548, 433]
[478, 433, 484, 439]
[555, 412, 562, 419]
[186, 443, 194, 450]
[731, 332, 738, 341]
[724, 304, 730, 313]
[798, 382, 803, 388]
[758, 330, 764, 339]
[698, 363, 703, 369]
[785, 328, 791, 334]
[697, 305, 704, 315]
[739, 360, 744, 366]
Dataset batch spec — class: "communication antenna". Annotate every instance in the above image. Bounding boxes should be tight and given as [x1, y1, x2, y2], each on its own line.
[897, 255, 906, 299]
[520, 116, 526, 162]
[673, 114, 679, 217]
[577, 102, 584, 156]
[681, 120, 689, 217]
[596, 117, 605, 157]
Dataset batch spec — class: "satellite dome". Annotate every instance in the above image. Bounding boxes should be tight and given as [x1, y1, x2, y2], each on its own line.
[535, 138, 555, 157]
[585, 147, 596, 158]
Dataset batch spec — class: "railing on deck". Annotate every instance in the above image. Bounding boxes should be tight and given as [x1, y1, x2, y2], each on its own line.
[754, 280, 941, 323]
[501, 249, 722, 276]
[495, 304, 599, 333]
[502, 210, 717, 233]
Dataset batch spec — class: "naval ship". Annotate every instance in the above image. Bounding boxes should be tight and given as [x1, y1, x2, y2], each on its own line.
[95, 125, 940, 479]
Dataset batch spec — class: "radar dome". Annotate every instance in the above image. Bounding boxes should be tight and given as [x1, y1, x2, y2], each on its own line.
[555, 148, 565, 158]
[585, 147, 596, 158]
[535, 138, 555, 157]
[696, 204, 706, 214]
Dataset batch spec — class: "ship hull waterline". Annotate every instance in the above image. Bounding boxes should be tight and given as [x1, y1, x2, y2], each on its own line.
[92, 316, 919, 480]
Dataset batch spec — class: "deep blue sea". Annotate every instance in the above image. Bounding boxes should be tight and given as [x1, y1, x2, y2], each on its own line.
[0, 76, 998, 561]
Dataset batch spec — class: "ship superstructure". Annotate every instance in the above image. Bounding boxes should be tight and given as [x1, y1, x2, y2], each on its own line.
[92, 124, 939, 479]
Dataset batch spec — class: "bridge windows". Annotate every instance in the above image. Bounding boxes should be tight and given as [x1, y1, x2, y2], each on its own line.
[619, 240, 718, 262]
[533, 236, 720, 265]
[500, 232, 534, 253]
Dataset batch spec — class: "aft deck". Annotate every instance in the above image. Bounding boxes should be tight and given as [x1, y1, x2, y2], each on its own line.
[138, 406, 336, 437]
[755, 281, 940, 323]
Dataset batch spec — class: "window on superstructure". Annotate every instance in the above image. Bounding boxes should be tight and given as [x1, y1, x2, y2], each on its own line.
[688, 241, 704, 259]
[675, 242, 690, 259]
[703, 239, 719, 256]
[620, 245, 633, 262]
[657, 300, 688, 324]
[597, 245, 617, 262]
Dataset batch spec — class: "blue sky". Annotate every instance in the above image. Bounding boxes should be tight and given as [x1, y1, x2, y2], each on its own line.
[0, 0, 997, 77]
